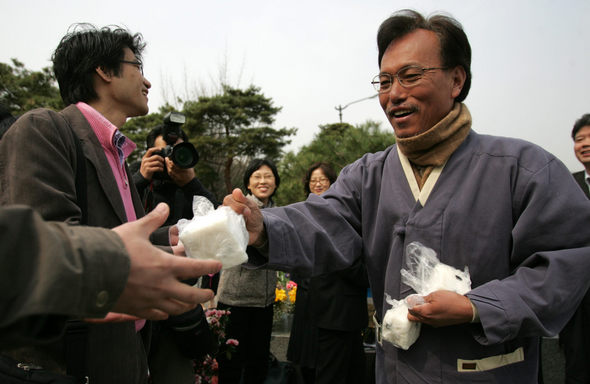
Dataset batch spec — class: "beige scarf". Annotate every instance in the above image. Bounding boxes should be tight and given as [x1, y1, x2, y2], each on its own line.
[396, 103, 472, 189]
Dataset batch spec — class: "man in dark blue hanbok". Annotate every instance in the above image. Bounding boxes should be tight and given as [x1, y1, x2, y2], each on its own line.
[224, 10, 590, 384]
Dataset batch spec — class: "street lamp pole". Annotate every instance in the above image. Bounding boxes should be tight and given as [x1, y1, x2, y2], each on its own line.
[335, 93, 378, 123]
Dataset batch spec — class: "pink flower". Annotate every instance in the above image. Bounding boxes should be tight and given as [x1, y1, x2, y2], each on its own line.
[205, 309, 216, 317]
[226, 338, 239, 346]
[286, 281, 297, 290]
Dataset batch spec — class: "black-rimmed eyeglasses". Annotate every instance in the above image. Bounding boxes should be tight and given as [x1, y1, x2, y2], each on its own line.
[119, 60, 144, 75]
[371, 66, 447, 93]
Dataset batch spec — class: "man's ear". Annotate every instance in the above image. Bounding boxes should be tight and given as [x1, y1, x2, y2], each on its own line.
[95, 66, 113, 83]
[450, 66, 467, 99]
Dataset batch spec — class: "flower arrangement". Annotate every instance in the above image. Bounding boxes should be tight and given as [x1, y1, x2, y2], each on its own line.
[274, 271, 297, 317]
[194, 308, 239, 384]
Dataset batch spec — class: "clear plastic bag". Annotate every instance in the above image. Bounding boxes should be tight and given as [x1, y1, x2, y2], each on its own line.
[381, 242, 471, 349]
[401, 242, 471, 296]
[177, 196, 249, 269]
[382, 294, 421, 350]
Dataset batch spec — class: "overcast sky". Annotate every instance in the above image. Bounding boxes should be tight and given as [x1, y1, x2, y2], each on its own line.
[2, 0, 589, 171]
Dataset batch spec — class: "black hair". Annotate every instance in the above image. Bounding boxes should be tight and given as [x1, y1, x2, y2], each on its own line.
[52, 23, 146, 105]
[303, 162, 337, 195]
[146, 125, 189, 148]
[377, 9, 472, 102]
[243, 158, 281, 199]
[572, 114, 590, 139]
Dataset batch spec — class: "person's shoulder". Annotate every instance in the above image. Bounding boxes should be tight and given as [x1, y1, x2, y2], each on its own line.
[339, 144, 396, 176]
[2, 106, 81, 150]
[11, 107, 74, 129]
[14, 107, 58, 124]
[4, 108, 60, 138]
[470, 131, 557, 172]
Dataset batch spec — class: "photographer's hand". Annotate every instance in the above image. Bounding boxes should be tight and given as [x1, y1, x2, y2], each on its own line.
[167, 158, 195, 187]
[140, 147, 165, 181]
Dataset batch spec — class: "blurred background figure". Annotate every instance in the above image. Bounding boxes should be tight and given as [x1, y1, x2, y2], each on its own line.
[216, 158, 280, 383]
[287, 162, 369, 384]
[558, 114, 590, 384]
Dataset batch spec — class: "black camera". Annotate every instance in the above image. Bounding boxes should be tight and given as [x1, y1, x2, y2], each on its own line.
[153, 112, 199, 179]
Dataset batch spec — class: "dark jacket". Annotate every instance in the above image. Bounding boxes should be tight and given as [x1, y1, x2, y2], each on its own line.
[131, 162, 218, 226]
[572, 171, 590, 198]
[0, 105, 149, 383]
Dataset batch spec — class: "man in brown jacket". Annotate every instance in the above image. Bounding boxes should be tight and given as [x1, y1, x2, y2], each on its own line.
[0, 24, 160, 383]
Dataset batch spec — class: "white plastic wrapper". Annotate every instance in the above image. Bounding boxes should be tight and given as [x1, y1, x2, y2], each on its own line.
[177, 196, 249, 269]
[382, 294, 421, 350]
[381, 242, 471, 350]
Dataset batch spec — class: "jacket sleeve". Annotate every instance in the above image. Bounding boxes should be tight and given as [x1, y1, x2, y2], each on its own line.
[260, 160, 365, 278]
[0, 205, 129, 346]
[466, 157, 590, 344]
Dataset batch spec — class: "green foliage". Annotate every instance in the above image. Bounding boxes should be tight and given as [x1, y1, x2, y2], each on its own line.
[121, 85, 296, 200]
[0, 59, 64, 114]
[275, 120, 395, 205]
[182, 85, 296, 197]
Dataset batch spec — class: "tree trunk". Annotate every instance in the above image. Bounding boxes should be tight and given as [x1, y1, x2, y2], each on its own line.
[223, 156, 234, 195]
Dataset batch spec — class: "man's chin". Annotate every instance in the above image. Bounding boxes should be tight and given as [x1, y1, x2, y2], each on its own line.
[393, 127, 419, 139]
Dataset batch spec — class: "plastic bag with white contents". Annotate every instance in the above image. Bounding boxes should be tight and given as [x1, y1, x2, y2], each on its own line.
[401, 242, 471, 296]
[177, 196, 249, 269]
[380, 242, 471, 349]
[381, 294, 422, 350]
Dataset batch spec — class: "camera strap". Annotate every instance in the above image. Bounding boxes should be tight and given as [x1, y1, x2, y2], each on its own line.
[72, 130, 88, 225]
[58, 111, 89, 381]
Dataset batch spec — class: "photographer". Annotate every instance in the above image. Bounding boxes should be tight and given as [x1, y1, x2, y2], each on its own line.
[130, 116, 220, 383]
[131, 118, 218, 226]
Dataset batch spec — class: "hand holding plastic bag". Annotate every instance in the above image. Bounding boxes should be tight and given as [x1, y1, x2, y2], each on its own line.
[381, 242, 471, 350]
[381, 294, 423, 350]
[177, 196, 249, 269]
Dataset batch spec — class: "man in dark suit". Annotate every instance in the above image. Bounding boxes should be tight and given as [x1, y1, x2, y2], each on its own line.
[560, 113, 590, 383]
[0, 24, 159, 383]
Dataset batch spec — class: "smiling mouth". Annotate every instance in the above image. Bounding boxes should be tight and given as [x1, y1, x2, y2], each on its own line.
[390, 109, 414, 119]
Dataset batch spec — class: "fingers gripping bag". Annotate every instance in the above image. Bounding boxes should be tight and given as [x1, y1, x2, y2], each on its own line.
[381, 242, 471, 350]
[177, 196, 249, 269]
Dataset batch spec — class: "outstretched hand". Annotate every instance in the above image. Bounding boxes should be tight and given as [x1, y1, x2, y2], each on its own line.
[106, 203, 221, 321]
[223, 188, 265, 246]
[406, 290, 474, 327]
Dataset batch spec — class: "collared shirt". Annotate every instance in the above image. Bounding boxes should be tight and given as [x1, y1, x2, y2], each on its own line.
[585, 170, 590, 191]
[76, 102, 138, 223]
[76, 102, 145, 332]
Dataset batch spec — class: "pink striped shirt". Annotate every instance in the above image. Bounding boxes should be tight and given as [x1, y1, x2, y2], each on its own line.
[76, 102, 137, 223]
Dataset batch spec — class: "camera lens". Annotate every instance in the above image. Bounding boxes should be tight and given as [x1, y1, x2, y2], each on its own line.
[171, 142, 199, 168]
